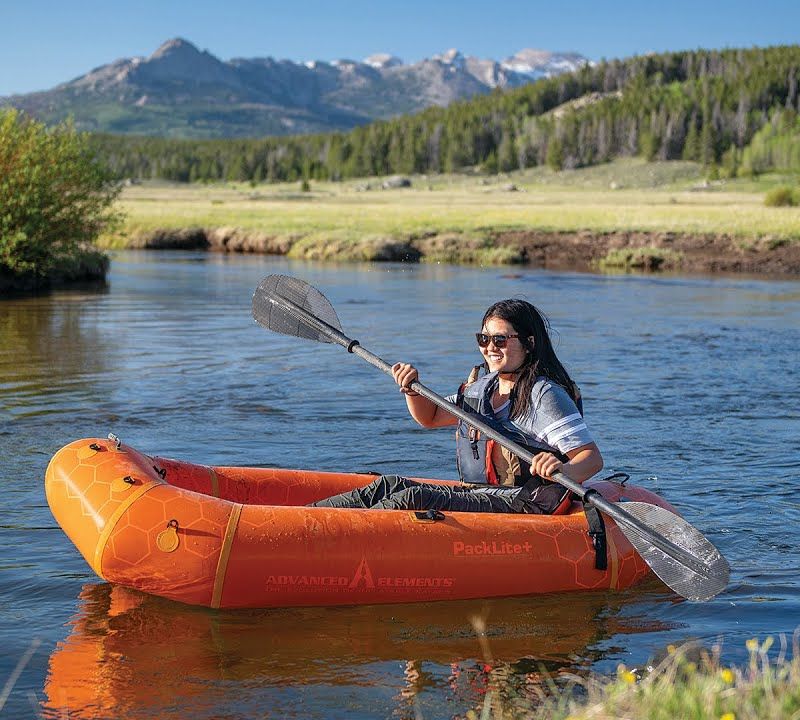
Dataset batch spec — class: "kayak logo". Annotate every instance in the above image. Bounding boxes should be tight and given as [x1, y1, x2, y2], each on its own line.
[265, 556, 455, 593]
[453, 540, 533, 556]
[349, 556, 375, 589]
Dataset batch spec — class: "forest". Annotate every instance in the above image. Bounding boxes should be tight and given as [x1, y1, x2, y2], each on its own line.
[90, 45, 800, 183]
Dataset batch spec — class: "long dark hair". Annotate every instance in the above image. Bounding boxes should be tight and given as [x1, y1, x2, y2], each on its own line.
[481, 299, 578, 418]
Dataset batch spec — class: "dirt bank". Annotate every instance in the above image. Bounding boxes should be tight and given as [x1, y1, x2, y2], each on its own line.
[126, 227, 800, 277]
[490, 229, 800, 275]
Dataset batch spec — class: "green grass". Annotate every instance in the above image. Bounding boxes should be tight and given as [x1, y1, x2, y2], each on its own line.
[461, 635, 800, 720]
[104, 160, 800, 255]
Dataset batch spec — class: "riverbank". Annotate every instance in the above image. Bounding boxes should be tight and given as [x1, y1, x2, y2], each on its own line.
[117, 225, 800, 275]
[104, 159, 800, 276]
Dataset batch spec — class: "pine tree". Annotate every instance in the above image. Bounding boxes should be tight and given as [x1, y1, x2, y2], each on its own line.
[546, 137, 563, 170]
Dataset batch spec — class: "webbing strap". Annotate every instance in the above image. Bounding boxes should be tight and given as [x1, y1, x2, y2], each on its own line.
[211, 503, 243, 609]
[582, 489, 608, 571]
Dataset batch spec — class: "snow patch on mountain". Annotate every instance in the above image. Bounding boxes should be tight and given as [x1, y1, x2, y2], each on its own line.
[364, 54, 403, 69]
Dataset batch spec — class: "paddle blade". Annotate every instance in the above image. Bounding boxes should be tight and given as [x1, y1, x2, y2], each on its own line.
[614, 502, 730, 601]
[252, 275, 344, 343]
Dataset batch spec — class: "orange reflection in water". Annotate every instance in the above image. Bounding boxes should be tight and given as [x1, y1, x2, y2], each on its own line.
[42, 582, 672, 719]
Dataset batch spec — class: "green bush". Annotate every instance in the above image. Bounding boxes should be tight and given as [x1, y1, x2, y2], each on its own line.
[597, 246, 684, 271]
[763, 185, 798, 207]
[0, 109, 121, 292]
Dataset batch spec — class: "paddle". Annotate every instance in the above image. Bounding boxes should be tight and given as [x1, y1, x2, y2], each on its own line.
[252, 274, 730, 602]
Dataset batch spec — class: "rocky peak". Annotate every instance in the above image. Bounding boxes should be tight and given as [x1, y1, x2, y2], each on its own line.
[433, 49, 466, 69]
[139, 37, 236, 85]
[150, 37, 201, 59]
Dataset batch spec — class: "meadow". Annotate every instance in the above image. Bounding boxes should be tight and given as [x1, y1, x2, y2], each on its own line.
[110, 160, 800, 249]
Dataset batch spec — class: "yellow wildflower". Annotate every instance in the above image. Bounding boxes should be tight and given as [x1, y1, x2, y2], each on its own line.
[719, 713, 735, 720]
[720, 668, 735, 684]
[745, 638, 759, 652]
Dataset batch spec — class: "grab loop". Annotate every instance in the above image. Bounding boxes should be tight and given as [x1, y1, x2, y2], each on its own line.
[111, 475, 137, 493]
[77, 442, 102, 459]
[412, 509, 446, 523]
[600, 472, 630, 486]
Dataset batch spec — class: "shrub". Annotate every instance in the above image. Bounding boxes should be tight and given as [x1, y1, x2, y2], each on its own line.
[597, 247, 683, 272]
[545, 638, 800, 720]
[763, 185, 798, 207]
[0, 109, 121, 292]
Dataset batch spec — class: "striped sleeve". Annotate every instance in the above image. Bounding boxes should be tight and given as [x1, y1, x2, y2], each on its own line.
[523, 381, 593, 454]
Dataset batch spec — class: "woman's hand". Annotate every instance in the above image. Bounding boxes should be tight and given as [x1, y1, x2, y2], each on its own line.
[532, 444, 603, 484]
[392, 362, 420, 396]
[531, 452, 563, 480]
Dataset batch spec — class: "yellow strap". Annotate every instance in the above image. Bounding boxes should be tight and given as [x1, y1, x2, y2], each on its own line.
[92, 480, 160, 577]
[211, 503, 243, 609]
[208, 466, 219, 498]
[606, 528, 620, 589]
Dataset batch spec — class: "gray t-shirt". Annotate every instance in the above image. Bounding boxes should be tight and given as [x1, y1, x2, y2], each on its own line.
[448, 375, 593, 455]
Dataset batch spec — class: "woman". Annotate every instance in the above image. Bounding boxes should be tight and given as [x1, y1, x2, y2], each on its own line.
[310, 299, 603, 514]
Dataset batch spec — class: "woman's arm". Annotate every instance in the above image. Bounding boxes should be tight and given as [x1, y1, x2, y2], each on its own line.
[391, 362, 457, 428]
[530, 442, 603, 484]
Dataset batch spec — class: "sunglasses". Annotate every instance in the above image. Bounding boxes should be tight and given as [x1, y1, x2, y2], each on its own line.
[475, 333, 520, 348]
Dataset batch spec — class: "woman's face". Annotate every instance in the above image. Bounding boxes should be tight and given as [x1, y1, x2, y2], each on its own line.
[479, 316, 528, 375]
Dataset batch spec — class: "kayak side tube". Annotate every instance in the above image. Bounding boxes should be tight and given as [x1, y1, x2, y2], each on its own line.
[46, 438, 676, 608]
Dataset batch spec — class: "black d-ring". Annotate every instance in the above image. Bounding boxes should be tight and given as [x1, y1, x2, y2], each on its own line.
[414, 509, 445, 522]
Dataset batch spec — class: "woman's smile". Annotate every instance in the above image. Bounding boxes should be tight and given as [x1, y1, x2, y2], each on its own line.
[479, 318, 527, 373]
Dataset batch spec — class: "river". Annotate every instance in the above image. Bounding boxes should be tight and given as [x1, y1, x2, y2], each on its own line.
[1, 251, 799, 718]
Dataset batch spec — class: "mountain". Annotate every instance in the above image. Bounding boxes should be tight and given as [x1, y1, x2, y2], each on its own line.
[89, 44, 800, 185]
[0, 38, 589, 138]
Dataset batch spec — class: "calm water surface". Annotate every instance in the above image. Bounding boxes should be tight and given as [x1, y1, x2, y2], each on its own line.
[1, 251, 799, 718]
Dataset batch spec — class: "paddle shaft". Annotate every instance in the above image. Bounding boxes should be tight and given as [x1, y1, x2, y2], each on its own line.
[267, 293, 712, 577]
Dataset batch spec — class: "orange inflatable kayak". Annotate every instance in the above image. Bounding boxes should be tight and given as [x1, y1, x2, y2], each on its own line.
[45, 436, 676, 608]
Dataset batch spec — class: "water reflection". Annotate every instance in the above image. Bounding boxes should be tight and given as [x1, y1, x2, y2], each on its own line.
[0, 292, 113, 423]
[41, 583, 673, 719]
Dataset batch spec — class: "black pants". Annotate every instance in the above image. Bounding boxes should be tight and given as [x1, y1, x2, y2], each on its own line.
[308, 475, 562, 514]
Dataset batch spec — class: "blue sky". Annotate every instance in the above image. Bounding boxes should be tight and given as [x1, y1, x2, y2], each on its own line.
[1, 0, 798, 96]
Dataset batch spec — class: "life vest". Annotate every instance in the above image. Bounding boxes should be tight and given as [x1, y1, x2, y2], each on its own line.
[454, 368, 582, 515]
